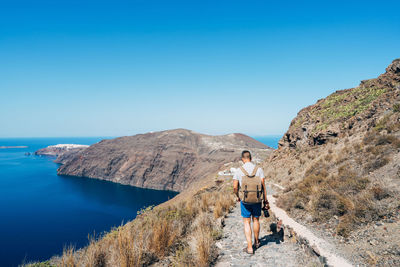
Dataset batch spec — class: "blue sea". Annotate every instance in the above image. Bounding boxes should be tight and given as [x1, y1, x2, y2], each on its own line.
[0, 136, 279, 266]
[253, 135, 280, 149]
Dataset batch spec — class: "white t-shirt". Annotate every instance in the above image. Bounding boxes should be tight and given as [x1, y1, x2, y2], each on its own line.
[233, 162, 265, 186]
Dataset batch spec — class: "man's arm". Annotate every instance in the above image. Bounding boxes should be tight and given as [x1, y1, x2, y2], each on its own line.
[233, 179, 240, 202]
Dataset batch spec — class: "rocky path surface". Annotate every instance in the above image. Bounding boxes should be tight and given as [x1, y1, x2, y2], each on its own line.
[215, 185, 322, 267]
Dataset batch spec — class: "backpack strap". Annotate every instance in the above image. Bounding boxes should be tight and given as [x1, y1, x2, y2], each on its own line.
[239, 166, 250, 176]
[240, 165, 259, 177]
[251, 165, 259, 177]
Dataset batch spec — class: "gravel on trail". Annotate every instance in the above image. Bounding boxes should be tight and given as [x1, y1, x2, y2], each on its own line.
[215, 186, 322, 267]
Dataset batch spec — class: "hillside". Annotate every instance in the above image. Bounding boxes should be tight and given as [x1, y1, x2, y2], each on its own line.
[28, 61, 400, 267]
[264, 59, 400, 266]
[26, 130, 272, 267]
[56, 129, 271, 192]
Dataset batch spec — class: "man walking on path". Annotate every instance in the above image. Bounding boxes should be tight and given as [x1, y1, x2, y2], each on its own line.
[233, 150, 269, 254]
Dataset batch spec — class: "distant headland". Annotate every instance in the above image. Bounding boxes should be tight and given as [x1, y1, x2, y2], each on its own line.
[0, 146, 28, 149]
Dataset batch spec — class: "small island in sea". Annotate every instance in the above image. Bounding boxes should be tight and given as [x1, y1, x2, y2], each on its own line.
[0, 146, 28, 149]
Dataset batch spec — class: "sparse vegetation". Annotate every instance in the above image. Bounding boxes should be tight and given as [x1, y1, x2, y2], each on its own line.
[320, 87, 385, 120]
[295, 86, 387, 133]
[393, 103, 400, 112]
[213, 193, 233, 219]
[365, 156, 390, 172]
[370, 184, 390, 200]
[28, 180, 235, 267]
[24, 261, 57, 267]
[61, 245, 77, 267]
[269, 60, 400, 266]
[374, 115, 391, 132]
[278, 149, 393, 237]
[376, 134, 400, 147]
[278, 105, 399, 238]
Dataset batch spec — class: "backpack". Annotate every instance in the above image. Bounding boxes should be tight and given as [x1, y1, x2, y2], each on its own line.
[239, 165, 263, 204]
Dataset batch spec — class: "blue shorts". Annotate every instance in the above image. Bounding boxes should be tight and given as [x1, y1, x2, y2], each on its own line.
[240, 201, 261, 218]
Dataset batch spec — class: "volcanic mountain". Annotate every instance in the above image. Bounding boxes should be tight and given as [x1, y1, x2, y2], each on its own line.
[57, 128, 271, 191]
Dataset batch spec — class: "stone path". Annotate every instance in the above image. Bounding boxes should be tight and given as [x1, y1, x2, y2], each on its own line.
[215, 186, 321, 267]
[267, 189, 353, 267]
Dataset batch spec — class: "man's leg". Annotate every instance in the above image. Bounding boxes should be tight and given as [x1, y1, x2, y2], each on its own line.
[243, 217, 253, 252]
[252, 216, 260, 245]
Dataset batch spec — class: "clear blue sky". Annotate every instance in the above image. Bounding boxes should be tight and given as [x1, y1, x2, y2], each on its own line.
[1, 0, 399, 137]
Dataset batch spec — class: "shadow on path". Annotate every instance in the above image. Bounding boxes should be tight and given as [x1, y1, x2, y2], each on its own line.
[258, 223, 285, 248]
[215, 198, 323, 267]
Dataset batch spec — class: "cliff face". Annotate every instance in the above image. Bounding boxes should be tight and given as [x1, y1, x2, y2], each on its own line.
[269, 59, 400, 186]
[263, 59, 400, 266]
[279, 59, 400, 149]
[57, 129, 271, 191]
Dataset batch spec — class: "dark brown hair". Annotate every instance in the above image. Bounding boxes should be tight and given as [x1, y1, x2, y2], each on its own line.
[241, 150, 252, 160]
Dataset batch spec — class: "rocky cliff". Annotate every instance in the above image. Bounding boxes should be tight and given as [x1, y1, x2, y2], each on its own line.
[263, 59, 400, 266]
[279, 59, 400, 150]
[57, 129, 271, 191]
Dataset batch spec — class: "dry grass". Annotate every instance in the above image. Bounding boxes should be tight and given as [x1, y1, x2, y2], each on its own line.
[213, 201, 224, 218]
[194, 213, 214, 266]
[278, 144, 394, 239]
[84, 236, 107, 267]
[213, 193, 235, 219]
[373, 111, 400, 133]
[378, 134, 400, 148]
[33, 179, 235, 267]
[323, 154, 333, 162]
[336, 214, 355, 237]
[360, 131, 399, 173]
[370, 184, 390, 200]
[117, 227, 143, 267]
[365, 156, 390, 171]
[195, 228, 213, 266]
[274, 77, 400, 242]
[200, 193, 209, 212]
[387, 122, 400, 133]
[374, 114, 391, 131]
[151, 217, 177, 257]
[61, 245, 76, 267]
[172, 245, 195, 267]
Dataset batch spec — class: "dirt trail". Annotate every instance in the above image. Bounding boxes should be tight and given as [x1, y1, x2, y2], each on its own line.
[267, 188, 353, 267]
[215, 185, 322, 267]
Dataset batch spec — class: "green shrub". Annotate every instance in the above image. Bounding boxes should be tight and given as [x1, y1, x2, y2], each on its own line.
[393, 103, 400, 112]
[309, 86, 386, 133]
[374, 115, 391, 131]
[312, 190, 340, 220]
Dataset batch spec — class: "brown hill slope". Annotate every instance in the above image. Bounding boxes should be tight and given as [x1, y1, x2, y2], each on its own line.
[263, 59, 400, 266]
[57, 128, 271, 191]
